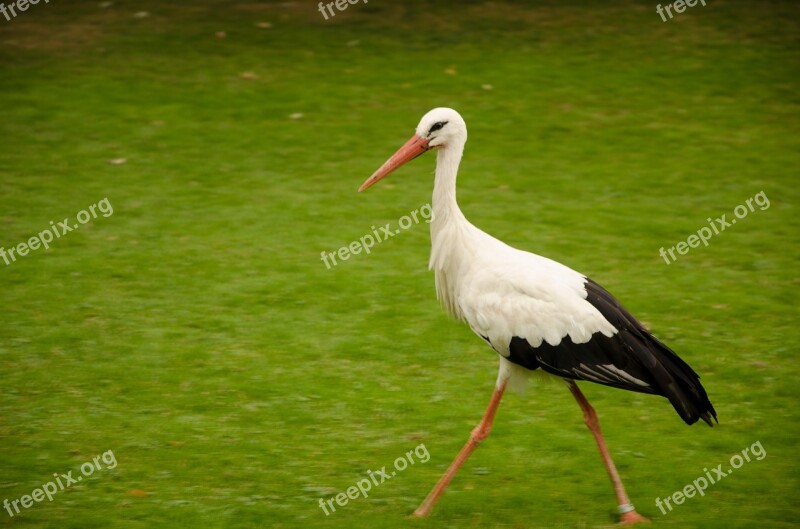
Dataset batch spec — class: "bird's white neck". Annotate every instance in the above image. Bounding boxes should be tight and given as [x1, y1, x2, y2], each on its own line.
[431, 144, 467, 227]
[429, 142, 476, 320]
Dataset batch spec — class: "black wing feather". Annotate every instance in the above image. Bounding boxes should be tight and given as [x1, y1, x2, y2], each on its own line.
[506, 278, 717, 426]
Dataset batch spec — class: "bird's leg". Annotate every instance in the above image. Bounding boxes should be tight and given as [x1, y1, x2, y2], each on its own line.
[567, 380, 650, 526]
[412, 379, 507, 518]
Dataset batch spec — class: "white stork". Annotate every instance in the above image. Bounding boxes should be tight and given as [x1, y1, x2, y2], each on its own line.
[358, 108, 716, 525]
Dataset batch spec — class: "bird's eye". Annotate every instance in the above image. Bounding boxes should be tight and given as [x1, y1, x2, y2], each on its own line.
[427, 121, 448, 136]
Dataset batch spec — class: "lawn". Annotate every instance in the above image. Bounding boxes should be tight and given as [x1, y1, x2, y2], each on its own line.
[0, 1, 798, 528]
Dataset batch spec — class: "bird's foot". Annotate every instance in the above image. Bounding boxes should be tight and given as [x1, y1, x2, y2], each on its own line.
[619, 510, 650, 525]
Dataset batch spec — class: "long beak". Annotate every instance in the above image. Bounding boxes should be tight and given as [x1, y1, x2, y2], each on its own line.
[358, 134, 430, 192]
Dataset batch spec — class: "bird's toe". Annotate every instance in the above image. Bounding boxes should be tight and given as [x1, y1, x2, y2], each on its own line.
[619, 511, 650, 525]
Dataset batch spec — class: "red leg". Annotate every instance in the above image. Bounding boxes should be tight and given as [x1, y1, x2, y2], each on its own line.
[412, 380, 507, 517]
[567, 381, 650, 525]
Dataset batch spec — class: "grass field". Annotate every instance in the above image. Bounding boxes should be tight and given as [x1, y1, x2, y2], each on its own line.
[0, 1, 798, 528]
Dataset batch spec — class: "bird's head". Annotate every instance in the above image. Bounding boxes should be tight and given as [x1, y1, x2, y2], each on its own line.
[359, 107, 467, 192]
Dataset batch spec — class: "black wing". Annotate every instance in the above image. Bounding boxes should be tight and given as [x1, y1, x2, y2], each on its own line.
[506, 278, 717, 426]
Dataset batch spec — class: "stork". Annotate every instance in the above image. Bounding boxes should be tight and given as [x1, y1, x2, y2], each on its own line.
[358, 108, 716, 525]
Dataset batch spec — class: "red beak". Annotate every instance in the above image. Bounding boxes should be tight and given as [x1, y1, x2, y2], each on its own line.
[358, 134, 430, 192]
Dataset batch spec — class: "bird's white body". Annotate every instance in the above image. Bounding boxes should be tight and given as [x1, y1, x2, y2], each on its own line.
[358, 106, 713, 423]
[429, 192, 616, 352]
[359, 107, 714, 524]
[425, 111, 618, 390]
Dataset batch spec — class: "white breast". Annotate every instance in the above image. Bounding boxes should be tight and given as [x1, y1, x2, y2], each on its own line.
[430, 223, 617, 357]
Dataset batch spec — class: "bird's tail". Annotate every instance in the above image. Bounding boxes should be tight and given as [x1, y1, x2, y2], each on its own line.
[646, 334, 717, 426]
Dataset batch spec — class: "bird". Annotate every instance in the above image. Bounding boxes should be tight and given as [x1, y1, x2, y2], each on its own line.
[358, 108, 716, 525]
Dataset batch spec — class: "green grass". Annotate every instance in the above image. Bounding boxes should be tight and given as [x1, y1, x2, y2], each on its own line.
[0, 1, 798, 528]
